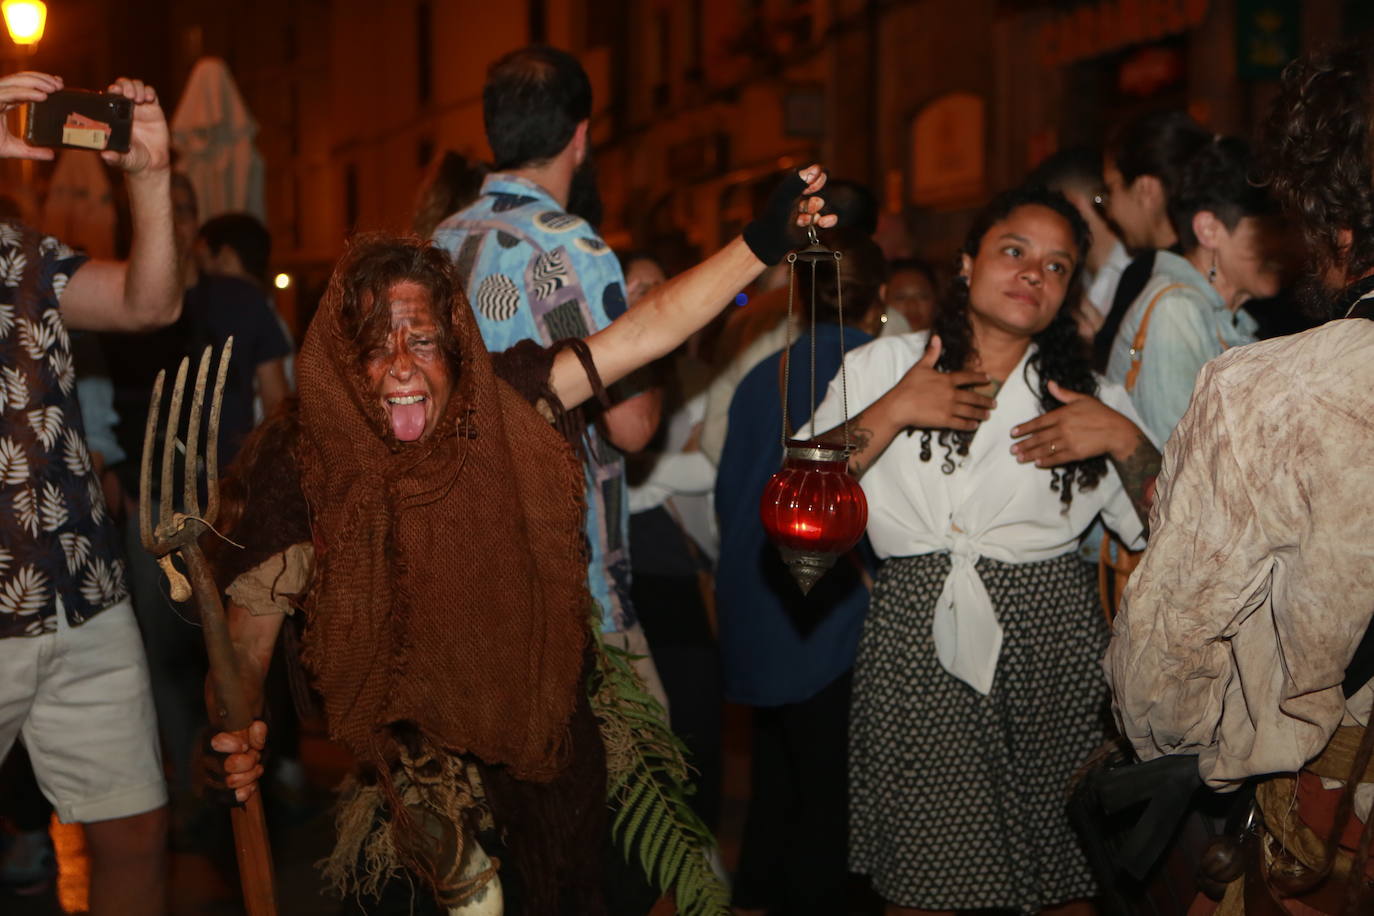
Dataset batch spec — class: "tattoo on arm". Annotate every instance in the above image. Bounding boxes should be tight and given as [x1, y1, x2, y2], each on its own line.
[1110, 435, 1162, 535]
[847, 426, 874, 476]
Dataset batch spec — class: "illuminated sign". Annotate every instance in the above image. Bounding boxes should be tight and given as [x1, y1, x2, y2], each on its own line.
[1038, 0, 1210, 69]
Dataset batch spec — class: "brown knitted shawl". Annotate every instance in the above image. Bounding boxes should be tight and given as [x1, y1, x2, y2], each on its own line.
[294, 281, 589, 784]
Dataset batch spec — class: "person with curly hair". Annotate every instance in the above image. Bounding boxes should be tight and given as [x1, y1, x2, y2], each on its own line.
[805, 187, 1160, 916]
[1107, 39, 1374, 915]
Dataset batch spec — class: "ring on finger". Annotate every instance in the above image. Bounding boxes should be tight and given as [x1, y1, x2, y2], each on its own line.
[1049, 442, 1057, 455]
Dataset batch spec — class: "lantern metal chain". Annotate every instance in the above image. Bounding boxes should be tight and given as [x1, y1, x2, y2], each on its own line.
[809, 256, 817, 440]
[781, 251, 797, 451]
[777, 222, 853, 453]
[834, 248, 849, 453]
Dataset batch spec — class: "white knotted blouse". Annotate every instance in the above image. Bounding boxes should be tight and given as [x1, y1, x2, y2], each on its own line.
[805, 331, 1150, 694]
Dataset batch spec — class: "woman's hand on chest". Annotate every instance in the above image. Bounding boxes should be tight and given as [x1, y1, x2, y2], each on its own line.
[1008, 379, 1141, 467]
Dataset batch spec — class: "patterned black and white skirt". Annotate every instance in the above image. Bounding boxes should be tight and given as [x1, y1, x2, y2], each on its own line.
[849, 551, 1110, 914]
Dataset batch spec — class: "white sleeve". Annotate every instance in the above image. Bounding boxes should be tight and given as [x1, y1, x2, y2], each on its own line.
[801, 333, 928, 438]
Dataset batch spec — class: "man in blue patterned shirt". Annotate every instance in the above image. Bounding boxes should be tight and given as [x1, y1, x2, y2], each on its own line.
[434, 47, 667, 702]
[0, 72, 181, 913]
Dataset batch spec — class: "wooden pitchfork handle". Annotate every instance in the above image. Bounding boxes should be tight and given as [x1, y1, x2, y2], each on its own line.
[182, 538, 278, 916]
[139, 341, 278, 915]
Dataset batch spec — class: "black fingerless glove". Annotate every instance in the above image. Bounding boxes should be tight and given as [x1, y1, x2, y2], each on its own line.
[743, 170, 811, 266]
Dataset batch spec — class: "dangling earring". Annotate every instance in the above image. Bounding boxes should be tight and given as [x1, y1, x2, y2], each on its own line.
[1207, 253, 1218, 284]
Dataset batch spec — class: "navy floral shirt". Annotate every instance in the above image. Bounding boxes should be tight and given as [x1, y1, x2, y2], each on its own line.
[0, 221, 128, 638]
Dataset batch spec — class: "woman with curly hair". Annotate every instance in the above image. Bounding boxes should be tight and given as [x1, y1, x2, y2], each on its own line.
[805, 187, 1160, 916]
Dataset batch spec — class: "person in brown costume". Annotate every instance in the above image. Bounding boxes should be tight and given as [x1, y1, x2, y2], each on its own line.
[204, 167, 835, 915]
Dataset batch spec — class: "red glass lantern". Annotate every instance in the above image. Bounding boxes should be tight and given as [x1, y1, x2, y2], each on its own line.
[757, 224, 868, 593]
[761, 441, 868, 594]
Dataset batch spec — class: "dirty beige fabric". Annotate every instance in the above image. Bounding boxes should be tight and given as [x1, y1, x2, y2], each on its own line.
[1105, 318, 1374, 789]
[226, 542, 313, 617]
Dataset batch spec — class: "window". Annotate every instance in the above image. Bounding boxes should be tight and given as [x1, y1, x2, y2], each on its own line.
[290, 176, 302, 250]
[529, 0, 546, 43]
[652, 7, 671, 106]
[344, 164, 359, 233]
[686, 0, 704, 83]
[417, 1, 433, 105]
[288, 85, 300, 157]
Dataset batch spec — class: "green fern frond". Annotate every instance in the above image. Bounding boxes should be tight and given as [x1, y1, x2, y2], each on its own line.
[590, 637, 730, 916]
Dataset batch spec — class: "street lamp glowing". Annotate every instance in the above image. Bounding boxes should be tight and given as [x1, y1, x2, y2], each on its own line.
[273, 273, 291, 290]
[3, 1, 47, 46]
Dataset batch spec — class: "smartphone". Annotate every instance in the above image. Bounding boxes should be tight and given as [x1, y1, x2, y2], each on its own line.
[25, 89, 132, 154]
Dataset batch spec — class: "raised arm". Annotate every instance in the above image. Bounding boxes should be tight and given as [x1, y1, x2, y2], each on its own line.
[815, 335, 995, 476]
[549, 166, 835, 409]
[58, 77, 181, 332]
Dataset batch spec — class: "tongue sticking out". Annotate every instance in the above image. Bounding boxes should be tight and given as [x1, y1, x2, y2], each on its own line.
[390, 401, 428, 441]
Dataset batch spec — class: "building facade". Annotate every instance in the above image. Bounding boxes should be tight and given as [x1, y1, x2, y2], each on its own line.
[5, 0, 1360, 328]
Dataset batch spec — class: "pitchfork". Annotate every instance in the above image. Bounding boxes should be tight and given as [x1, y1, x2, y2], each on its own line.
[139, 339, 279, 915]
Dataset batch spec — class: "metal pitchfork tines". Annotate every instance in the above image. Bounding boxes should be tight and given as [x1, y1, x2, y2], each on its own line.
[138, 340, 279, 915]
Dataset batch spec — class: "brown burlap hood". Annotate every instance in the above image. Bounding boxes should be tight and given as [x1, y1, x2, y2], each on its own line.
[294, 274, 589, 784]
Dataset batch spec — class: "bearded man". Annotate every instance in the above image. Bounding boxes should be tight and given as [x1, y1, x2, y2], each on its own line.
[1106, 40, 1374, 914]
[433, 46, 668, 711]
[210, 169, 833, 914]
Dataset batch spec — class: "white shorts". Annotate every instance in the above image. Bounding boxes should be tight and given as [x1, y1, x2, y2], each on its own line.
[0, 599, 167, 823]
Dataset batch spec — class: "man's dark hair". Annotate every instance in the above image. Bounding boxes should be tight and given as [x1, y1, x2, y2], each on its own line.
[330, 234, 462, 372]
[412, 151, 488, 238]
[1106, 110, 1210, 199]
[616, 249, 660, 274]
[820, 180, 880, 236]
[887, 256, 938, 290]
[1026, 146, 1104, 195]
[483, 46, 592, 171]
[796, 227, 887, 324]
[1260, 40, 1374, 285]
[199, 213, 272, 286]
[1168, 136, 1274, 252]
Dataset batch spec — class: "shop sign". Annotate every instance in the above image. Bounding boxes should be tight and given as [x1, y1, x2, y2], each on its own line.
[1038, 0, 1210, 70]
[1235, 0, 1300, 81]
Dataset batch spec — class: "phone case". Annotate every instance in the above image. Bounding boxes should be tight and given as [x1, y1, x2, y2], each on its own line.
[25, 90, 133, 153]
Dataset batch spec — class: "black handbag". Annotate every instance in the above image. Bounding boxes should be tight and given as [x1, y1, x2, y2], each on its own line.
[1069, 744, 1238, 916]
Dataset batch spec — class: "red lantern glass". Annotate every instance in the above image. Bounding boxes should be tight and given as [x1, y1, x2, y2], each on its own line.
[760, 441, 868, 594]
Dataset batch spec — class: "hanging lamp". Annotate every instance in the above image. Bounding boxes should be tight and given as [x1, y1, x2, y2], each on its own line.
[758, 225, 868, 594]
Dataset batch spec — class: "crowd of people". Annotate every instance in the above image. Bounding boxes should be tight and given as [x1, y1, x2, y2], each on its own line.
[0, 33, 1372, 916]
